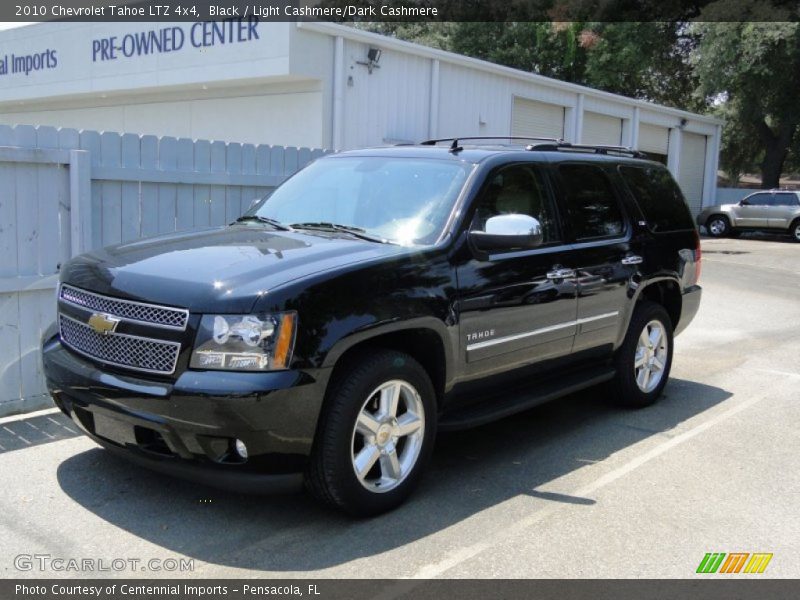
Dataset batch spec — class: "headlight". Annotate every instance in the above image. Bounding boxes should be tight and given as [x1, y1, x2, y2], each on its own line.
[190, 312, 297, 371]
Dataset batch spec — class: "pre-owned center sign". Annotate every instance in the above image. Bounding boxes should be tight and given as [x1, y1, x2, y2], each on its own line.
[92, 18, 260, 62]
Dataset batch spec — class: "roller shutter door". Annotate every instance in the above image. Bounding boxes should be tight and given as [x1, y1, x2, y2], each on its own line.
[511, 97, 565, 140]
[582, 112, 622, 145]
[678, 132, 707, 215]
[638, 123, 669, 155]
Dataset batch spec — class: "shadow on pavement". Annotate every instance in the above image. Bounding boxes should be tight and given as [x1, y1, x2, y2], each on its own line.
[57, 378, 731, 571]
[0, 412, 80, 454]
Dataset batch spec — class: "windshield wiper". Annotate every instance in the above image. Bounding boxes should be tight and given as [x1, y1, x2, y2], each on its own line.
[235, 215, 292, 231]
[289, 222, 390, 244]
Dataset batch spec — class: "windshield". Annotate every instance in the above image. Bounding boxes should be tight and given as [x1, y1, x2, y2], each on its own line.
[250, 156, 472, 245]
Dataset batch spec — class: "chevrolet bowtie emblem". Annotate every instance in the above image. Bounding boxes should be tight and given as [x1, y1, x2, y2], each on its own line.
[88, 312, 120, 335]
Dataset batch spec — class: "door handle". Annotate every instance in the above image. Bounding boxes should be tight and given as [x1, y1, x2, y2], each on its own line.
[621, 255, 643, 265]
[547, 268, 576, 280]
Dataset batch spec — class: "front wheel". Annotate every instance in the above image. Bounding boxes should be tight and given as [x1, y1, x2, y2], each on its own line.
[706, 215, 730, 237]
[611, 302, 674, 408]
[790, 219, 800, 242]
[306, 350, 436, 516]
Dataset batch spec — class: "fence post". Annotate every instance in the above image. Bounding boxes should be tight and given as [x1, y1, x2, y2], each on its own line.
[69, 149, 91, 257]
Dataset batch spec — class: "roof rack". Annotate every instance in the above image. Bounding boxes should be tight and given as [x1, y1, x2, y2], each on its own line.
[418, 136, 648, 158]
[420, 136, 563, 148]
[526, 142, 648, 159]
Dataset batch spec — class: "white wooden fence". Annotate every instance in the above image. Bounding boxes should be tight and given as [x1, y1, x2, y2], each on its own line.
[0, 124, 327, 416]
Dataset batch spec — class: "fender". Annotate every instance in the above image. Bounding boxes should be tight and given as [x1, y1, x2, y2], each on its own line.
[615, 273, 682, 348]
[320, 315, 457, 390]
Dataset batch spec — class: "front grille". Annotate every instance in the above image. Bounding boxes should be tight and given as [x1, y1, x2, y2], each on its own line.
[60, 284, 188, 330]
[59, 314, 181, 375]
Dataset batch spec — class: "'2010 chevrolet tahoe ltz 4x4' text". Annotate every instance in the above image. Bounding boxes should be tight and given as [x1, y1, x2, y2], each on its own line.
[43, 138, 702, 516]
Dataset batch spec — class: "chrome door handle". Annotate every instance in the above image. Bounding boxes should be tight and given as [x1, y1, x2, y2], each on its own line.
[621, 255, 643, 265]
[547, 268, 576, 280]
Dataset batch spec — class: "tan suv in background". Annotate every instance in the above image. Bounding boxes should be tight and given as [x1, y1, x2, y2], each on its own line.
[697, 190, 800, 241]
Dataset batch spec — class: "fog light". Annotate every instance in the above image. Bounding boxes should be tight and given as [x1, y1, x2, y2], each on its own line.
[234, 439, 248, 459]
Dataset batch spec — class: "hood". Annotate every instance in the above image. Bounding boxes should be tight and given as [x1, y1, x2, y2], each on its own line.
[61, 224, 408, 313]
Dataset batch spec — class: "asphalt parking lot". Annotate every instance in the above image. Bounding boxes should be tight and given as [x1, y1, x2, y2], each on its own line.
[1, 232, 798, 579]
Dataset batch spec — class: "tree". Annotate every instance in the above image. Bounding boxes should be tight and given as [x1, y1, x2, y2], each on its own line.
[362, 22, 700, 110]
[691, 22, 800, 188]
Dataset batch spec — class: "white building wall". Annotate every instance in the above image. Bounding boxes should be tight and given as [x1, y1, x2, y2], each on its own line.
[0, 86, 325, 147]
[436, 62, 578, 140]
[340, 39, 432, 149]
[288, 26, 337, 149]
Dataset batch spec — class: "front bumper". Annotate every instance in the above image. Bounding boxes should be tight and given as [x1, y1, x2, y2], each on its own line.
[42, 335, 331, 494]
[675, 285, 702, 336]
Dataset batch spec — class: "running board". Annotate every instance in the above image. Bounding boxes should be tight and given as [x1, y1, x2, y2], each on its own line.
[438, 366, 616, 432]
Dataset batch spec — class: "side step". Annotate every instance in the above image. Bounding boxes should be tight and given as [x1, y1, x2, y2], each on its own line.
[438, 366, 616, 432]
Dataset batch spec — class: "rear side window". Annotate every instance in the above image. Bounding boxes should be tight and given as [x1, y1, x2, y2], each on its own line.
[619, 165, 695, 232]
[558, 164, 626, 240]
[775, 192, 800, 206]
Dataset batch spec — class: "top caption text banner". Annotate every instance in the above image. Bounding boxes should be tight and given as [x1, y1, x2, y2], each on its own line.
[5, 0, 800, 23]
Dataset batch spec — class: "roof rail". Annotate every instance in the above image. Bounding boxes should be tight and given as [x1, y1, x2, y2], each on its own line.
[420, 136, 564, 146]
[526, 142, 648, 159]
[418, 136, 648, 159]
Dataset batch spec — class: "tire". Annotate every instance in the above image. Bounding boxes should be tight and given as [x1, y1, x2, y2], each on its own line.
[790, 219, 800, 243]
[306, 349, 437, 516]
[705, 215, 730, 237]
[611, 301, 674, 408]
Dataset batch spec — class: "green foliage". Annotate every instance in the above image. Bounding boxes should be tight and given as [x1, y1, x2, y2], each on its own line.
[691, 22, 800, 186]
[364, 22, 699, 110]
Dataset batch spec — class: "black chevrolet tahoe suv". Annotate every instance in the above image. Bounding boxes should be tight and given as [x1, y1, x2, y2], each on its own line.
[42, 137, 702, 516]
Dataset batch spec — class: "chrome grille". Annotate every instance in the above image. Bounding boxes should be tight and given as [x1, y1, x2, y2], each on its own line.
[59, 314, 180, 375]
[59, 284, 188, 330]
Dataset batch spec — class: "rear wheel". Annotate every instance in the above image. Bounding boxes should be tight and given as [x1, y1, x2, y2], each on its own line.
[306, 349, 436, 516]
[611, 301, 674, 408]
[706, 215, 730, 237]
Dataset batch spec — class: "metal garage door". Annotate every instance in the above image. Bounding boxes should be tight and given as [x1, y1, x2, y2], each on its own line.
[511, 97, 565, 140]
[582, 112, 622, 145]
[638, 123, 670, 155]
[679, 132, 707, 215]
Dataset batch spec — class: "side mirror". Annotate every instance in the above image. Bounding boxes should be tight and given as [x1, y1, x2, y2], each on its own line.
[469, 214, 544, 252]
[739, 199, 750, 206]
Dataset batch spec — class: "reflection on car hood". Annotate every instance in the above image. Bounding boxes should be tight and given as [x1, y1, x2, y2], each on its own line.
[701, 203, 738, 213]
[60, 224, 408, 313]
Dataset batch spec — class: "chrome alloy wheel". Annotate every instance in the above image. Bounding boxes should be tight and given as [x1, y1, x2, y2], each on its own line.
[708, 218, 727, 236]
[794, 223, 800, 241]
[350, 379, 425, 493]
[634, 320, 669, 393]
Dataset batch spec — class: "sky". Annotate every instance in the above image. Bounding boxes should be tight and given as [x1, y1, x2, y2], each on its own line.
[0, 23, 34, 30]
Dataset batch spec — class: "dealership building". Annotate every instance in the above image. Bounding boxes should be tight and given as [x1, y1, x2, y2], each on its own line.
[0, 20, 722, 214]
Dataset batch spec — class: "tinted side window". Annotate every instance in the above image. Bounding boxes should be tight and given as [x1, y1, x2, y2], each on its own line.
[473, 164, 560, 244]
[774, 193, 799, 206]
[558, 164, 625, 240]
[619, 165, 695, 232]
[746, 193, 771, 206]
